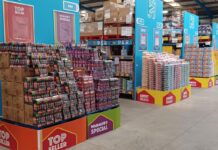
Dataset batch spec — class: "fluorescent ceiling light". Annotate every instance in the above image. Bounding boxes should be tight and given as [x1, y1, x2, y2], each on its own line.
[169, 2, 180, 7]
[163, 10, 168, 14]
[164, 0, 174, 2]
[81, 10, 86, 14]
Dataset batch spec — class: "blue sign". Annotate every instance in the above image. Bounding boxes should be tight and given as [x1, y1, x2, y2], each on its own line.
[134, 0, 163, 100]
[182, 11, 199, 58]
[212, 22, 218, 50]
[63, 1, 79, 12]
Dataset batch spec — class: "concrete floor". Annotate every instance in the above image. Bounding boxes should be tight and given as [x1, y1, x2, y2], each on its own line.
[71, 86, 218, 150]
[1, 87, 218, 150]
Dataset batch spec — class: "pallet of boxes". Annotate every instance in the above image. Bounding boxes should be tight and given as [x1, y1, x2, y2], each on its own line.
[0, 43, 86, 150]
[80, 0, 134, 40]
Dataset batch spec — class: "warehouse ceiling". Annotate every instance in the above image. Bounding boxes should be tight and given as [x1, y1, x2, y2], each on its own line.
[80, 0, 218, 20]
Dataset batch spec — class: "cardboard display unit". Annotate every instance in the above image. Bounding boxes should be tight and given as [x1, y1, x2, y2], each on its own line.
[0, 117, 87, 150]
[190, 77, 215, 88]
[87, 106, 120, 138]
[137, 85, 191, 106]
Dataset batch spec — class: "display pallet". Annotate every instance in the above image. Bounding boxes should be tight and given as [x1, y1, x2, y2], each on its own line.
[190, 77, 215, 88]
[0, 117, 87, 150]
[137, 85, 191, 106]
[87, 106, 120, 139]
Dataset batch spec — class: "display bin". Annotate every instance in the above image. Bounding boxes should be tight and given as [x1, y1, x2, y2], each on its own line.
[190, 77, 215, 88]
[87, 106, 120, 139]
[0, 116, 87, 150]
[137, 85, 191, 106]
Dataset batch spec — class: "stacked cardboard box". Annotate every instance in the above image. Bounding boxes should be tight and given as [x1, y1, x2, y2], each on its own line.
[0, 64, 34, 124]
[80, 22, 103, 36]
[80, 1, 134, 37]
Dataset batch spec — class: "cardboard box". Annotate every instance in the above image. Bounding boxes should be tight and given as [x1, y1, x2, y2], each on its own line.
[11, 68, 34, 82]
[118, 27, 133, 36]
[104, 7, 120, 23]
[95, 8, 104, 21]
[4, 82, 24, 96]
[104, 27, 118, 35]
[109, 0, 122, 4]
[0, 54, 10, 68]
[0, 68, 13, 81]
[24, 104, 33, 125]
[16, 110, 25, 124]
[2, 106, 9, 120]
[118, 7, 134, 24]
[12, 96, 24, 110]
[81, 22, 103, 36]
[80, 11, 95, 22]
[2, 94, 13, 107]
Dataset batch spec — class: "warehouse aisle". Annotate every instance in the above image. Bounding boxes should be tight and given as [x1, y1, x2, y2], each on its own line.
[71, 86, 218, 150]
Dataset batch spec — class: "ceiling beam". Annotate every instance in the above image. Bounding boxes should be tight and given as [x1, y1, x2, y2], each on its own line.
[81, 0, 107, 5]
[190, 0, 213, 19]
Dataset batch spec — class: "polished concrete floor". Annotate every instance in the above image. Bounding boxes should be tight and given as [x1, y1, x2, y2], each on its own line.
[1, 87, 218, 150]
[71, 86, 218, 150]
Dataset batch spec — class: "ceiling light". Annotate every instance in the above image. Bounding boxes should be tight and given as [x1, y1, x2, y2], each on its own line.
[164, 0, 174, 2]
[163, 10, 168, 14]
[81, 10, 86, 14]
[169, 2, 180, 7]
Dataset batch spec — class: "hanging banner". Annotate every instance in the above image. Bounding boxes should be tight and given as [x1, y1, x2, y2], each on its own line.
[153, 29, 161, 52]
[54, 11, 76, 45]
[138, 26, 148, 51]
[3, 1, 34, 43]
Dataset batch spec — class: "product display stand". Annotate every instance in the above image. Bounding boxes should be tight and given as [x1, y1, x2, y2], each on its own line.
[137, 85, 191, 106]
[0, 117, 86, 150]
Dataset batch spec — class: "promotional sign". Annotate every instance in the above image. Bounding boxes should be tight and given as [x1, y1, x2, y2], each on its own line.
[0, 116, 86, 150]
[3, 1, 34, 43]
[153, 29, 161, 52]
[138, 26, 148, 51]
[190, 77, 215, 88]
[182, 11, 199, 58]
[0, 121, 38, 150]
[137, 85, 191, 106]
[87, 107, 120, 139]
[54, 11, 76, 45]
[63, 1, 79, 12]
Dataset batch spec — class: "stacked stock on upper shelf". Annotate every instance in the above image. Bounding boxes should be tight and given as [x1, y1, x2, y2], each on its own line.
[80, 0, 134, 39]
[66, 45, 120, 110]
[163, 10, 184, 56]
[198, 24, 212, 47]
[0, 43, 90, 128]
[141, 52, 190, 91]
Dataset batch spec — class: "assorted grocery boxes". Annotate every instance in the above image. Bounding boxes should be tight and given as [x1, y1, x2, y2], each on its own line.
[80, 1, 134, 38]
[0, 43, 119, 128]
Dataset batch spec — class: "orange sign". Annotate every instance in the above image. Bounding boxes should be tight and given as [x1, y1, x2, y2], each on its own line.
[4, 1, 34, 43]
[0, 116, 87, 150]
[0, 121, 38, 150]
